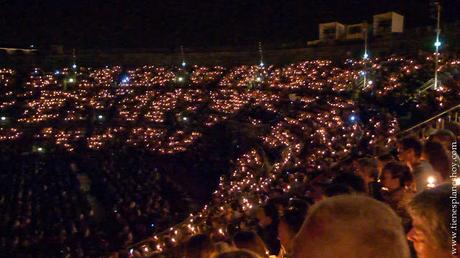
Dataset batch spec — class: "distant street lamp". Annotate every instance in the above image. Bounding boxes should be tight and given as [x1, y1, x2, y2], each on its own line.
[433, 2, 441, 90]
[258, 42, 264, 67]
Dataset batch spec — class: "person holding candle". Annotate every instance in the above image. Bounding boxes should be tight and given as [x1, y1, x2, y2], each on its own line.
[397, 137, 441, 192]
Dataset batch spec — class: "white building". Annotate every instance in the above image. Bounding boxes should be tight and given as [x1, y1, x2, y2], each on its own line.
[373, 12, 404, 36]
[307, 11, 404, 46]
[319, 22, 346, 41]
[345, 23, 368, 40]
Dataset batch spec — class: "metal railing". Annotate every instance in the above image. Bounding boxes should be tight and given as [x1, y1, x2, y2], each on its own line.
[399, 104, 460, 139]
[125, 104, 460, 257]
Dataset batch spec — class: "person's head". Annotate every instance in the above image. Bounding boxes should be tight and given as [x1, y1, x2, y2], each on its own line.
[214, 249, 262, 258]
[407, 184, 457, 258]
[332, 173, 366, 193]
[232, 231, 268, 258]
[184, 234, 215, 258]
[381, 162, 413, 192]
[422, 140, 451, 181]
[292, 195, 410, 258]
[428, 129, 457, 151]
[377, 153, 395, 177]
[268, 197, 289, 216]
[398, 137, 423, 165]
[355, 157, 379, 184]
[278, 206, 308, 252]
[256, 202, 278, 228]
[323, 183, 353, 197]
[214, 241, 234, 256]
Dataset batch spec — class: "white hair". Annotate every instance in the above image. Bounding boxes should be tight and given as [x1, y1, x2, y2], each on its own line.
[293, 195, 410, 258]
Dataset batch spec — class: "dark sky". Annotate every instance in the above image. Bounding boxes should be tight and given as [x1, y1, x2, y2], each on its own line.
[0, 0, 458, 49]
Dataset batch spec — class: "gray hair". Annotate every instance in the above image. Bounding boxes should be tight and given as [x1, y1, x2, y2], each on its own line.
[407, 183, 453, 251]
[294, 195, 410, 258]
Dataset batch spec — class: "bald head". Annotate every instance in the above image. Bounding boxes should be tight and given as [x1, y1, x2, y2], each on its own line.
[292, 195, 409, 258]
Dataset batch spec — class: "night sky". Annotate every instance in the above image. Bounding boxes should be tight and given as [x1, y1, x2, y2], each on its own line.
[0, 0, 459, 49]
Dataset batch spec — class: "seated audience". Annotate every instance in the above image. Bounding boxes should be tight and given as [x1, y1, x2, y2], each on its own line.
[2, 55, 459, 257]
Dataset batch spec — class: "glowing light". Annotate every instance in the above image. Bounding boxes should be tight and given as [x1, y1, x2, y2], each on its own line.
[349, 114, 357, 122]
[121, 76, 130, 84]
[68, 78, 75, 83]
[427, 176, 436, 188]
[363, 52, 369, 59]
[0, 116, 6, 121]
[0, 57, 424, 253]
[54, 70, 60, 75]
[72, 64, 77, 69]
[182, 61, 186, 67]
[260, 62, 264, 67]
[434, 41, 441, 48]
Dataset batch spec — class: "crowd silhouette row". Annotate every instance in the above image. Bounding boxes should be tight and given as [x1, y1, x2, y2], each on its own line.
[0, 54, 458, 257]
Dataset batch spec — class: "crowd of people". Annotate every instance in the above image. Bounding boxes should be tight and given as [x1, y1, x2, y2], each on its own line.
[0, 147, 191, 257]
[0, 152, 96, 257]
[137, 129, 457, 258]
[0, 54, 459, 257]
